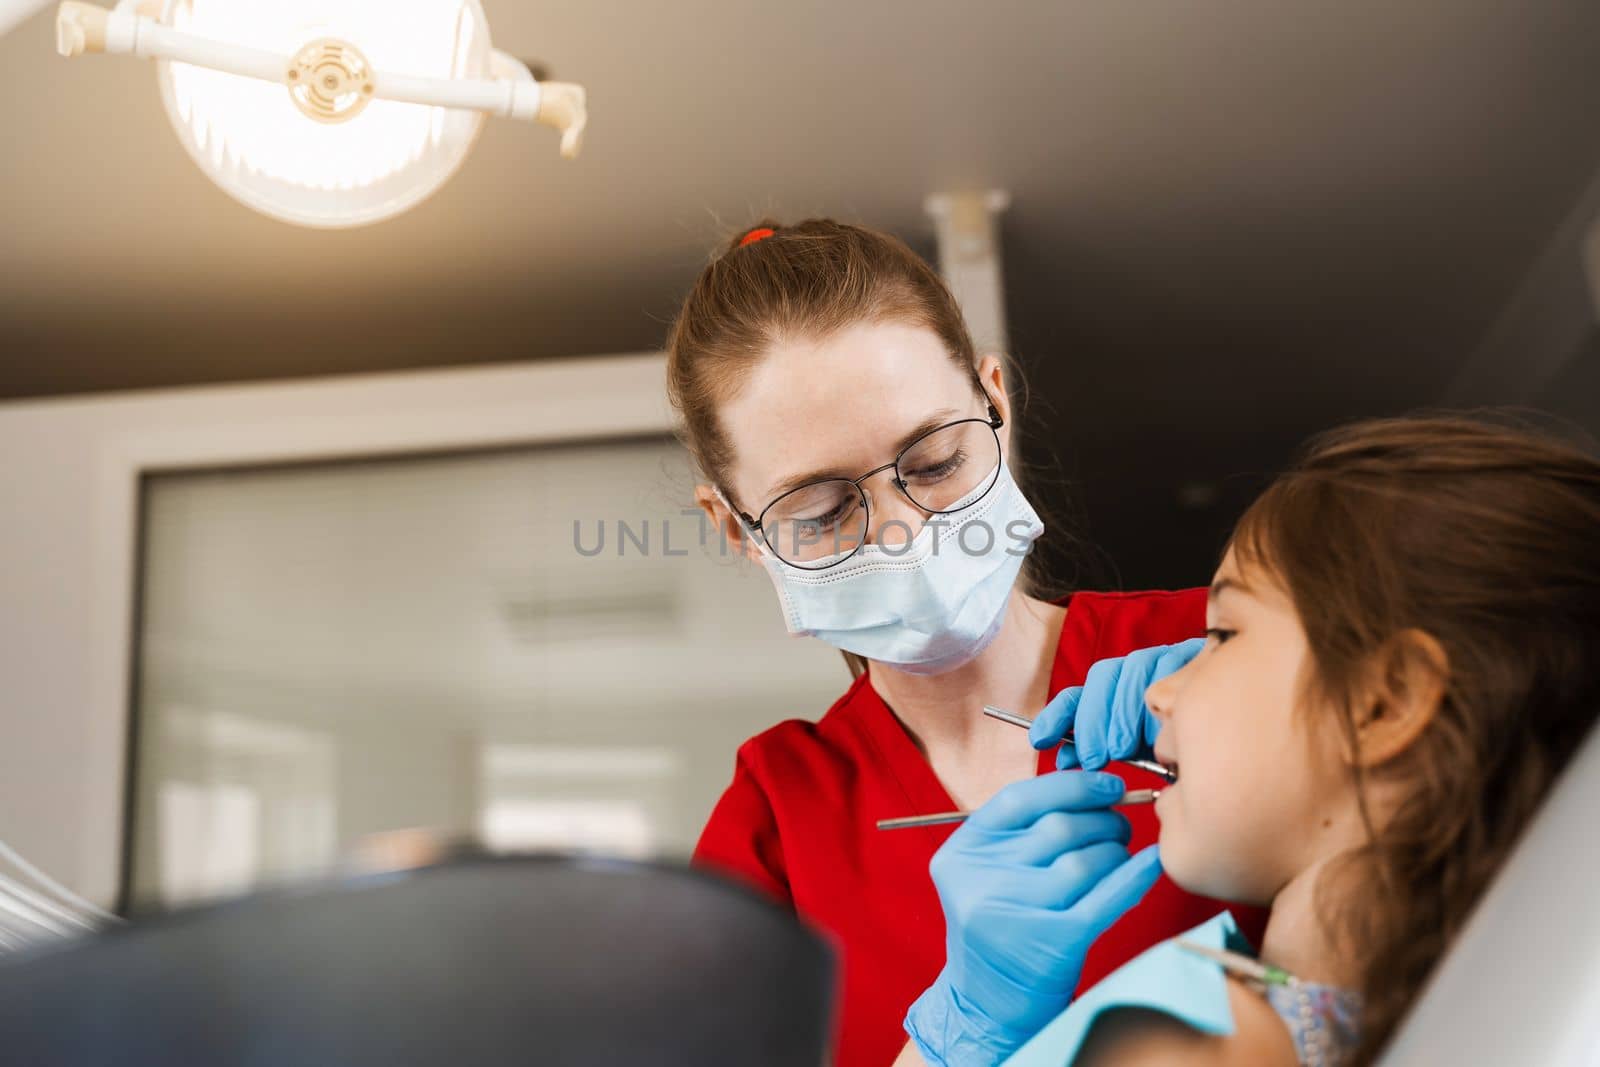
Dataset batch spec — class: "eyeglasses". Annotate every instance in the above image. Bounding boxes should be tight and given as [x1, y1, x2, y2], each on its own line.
[736, 404, 1005, 570]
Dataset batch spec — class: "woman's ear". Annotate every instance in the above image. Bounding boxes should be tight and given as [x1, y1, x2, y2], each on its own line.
[694, 483, 765, 563]
[975, 353, 1013, 450]
[1352, 629, 1450, 768]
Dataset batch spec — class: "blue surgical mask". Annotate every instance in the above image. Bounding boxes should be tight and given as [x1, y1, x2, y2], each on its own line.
[726, 462, 1044, 675]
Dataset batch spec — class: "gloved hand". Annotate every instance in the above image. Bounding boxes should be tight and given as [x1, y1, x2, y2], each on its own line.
[1029, 638, 1205, 771]
[903, 771, 1163, 1066]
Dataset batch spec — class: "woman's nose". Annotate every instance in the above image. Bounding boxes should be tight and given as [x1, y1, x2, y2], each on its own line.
[862, 470, 925, 550]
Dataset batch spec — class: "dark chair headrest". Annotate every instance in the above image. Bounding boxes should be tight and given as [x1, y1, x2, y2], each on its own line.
[0, 854, 836, 1067]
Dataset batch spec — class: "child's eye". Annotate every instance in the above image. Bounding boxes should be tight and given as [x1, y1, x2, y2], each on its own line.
[1204, 627, 1236, 646]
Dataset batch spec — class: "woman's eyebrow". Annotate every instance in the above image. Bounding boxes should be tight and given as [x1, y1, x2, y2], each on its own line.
[760, 407, 962, 501]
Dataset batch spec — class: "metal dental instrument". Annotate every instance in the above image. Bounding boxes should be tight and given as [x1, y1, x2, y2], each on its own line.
[876, 789, 1161, 831]
[982, 704, 1179, 784]
[872, 704, 1180, 832]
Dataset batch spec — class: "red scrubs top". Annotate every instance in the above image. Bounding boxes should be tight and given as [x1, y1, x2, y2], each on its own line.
[692, 588, 1268, 1067]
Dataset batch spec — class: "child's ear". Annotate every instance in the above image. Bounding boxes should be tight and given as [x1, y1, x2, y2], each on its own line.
[1352, 629, 1450, 767]
[693, 484, 765, 563]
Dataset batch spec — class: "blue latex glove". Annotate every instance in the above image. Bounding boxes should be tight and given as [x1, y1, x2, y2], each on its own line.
[1028, 638, 1205, 772]
[903, 771, 1164, 1067]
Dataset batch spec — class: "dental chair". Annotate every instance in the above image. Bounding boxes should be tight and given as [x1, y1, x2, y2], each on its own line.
[1379, 718, 1600, 1064]
[0, 854, 836, 1066]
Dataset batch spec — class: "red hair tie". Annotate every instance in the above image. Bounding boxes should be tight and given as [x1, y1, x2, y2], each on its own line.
[740, 227, 776, 247]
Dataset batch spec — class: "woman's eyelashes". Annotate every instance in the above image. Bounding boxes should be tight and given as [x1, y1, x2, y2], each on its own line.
[1204, 627, 1237, 647]
[903, 448, 966, 485]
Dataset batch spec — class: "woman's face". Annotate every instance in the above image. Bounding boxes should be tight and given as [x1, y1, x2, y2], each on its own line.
[1145, 547, 1363, 904]
[702, 321, 1010, 558]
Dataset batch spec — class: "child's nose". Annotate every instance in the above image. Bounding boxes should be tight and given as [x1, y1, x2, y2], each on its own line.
[1146, 670, 1178, 723]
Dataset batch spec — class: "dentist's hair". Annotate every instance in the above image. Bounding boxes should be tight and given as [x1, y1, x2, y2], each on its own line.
[1228, 413, 1600, 1063]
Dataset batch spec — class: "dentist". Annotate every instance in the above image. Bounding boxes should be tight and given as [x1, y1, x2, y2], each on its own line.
[671, 219, 1263, 1067]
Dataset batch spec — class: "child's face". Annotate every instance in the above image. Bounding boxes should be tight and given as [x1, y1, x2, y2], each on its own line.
[1146, 547, 1363, 904]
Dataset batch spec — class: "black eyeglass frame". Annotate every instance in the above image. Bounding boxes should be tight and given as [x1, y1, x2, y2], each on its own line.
[735, 404, 1005, 571]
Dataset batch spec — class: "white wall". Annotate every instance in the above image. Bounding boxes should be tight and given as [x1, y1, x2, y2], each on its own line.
[0, 355, 682, 908]
[120, 424, 850, 907]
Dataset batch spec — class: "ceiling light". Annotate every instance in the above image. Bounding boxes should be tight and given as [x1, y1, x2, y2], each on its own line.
[55, 0, 586, 227]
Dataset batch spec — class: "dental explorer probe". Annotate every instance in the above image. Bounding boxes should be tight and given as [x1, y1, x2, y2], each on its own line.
[876, 790, 1161, 831]
[982, 705, 1179, 784]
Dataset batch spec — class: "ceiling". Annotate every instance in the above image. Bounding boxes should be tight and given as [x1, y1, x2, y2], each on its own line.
[3, 0, 1599, 585]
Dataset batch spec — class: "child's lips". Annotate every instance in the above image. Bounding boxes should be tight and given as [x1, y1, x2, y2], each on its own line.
[1153, 750, 1179, 783]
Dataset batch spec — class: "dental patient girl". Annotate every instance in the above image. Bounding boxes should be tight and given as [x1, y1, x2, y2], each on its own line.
[978, 416, 1600, 1066]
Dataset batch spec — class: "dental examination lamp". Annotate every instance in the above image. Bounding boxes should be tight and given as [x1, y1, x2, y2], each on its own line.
[50, 0, 587, 227]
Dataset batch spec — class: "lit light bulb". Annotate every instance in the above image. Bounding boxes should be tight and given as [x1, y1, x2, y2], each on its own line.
[55, 0, 586, 227]
[160, 0, 488, 227]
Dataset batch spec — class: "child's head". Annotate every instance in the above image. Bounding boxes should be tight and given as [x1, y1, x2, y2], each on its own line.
[1145, 414, 1600, 1055]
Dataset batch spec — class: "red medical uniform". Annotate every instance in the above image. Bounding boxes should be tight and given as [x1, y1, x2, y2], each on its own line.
[693, 588, 1268, 1067]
